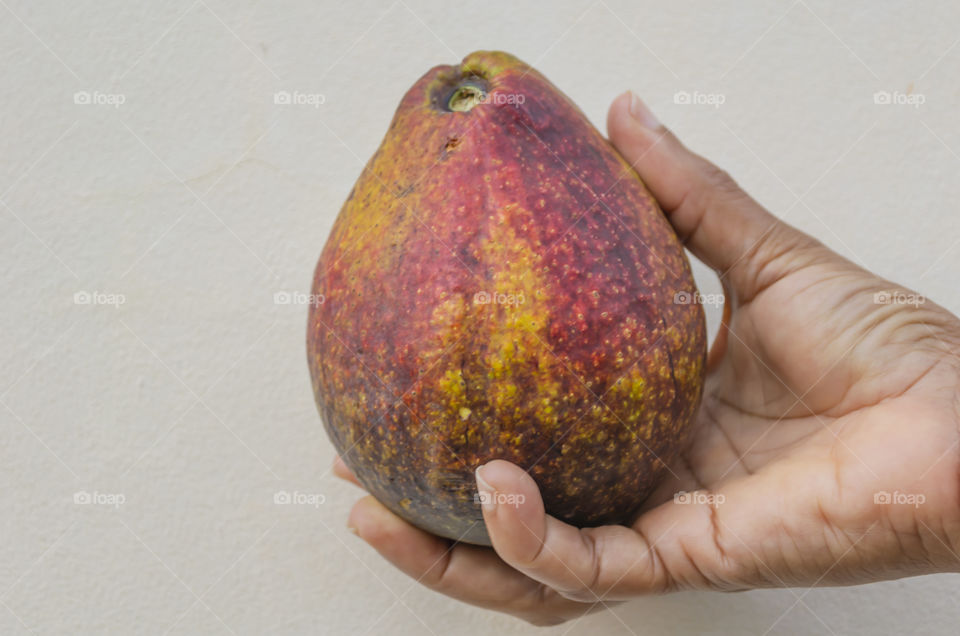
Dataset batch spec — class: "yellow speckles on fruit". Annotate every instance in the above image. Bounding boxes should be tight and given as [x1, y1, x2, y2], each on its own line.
[399, 498, 412, 509]
[439, 368, 466, 400]
[434, 204, 564, 428]
[459, 407, 472, 420]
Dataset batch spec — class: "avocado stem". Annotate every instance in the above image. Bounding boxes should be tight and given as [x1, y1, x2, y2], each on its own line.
[448, 84, 486, 112]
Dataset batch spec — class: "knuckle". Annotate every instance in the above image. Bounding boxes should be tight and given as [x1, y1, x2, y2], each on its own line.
[706, 164, 741, 194]
[555, 530, 604, 602]
[420, 553, 455, 591]
[701, 163, 736, 190]
[696, 505, 755, 589]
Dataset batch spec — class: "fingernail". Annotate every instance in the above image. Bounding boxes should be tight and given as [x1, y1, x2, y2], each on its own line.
[475, 464, 497, 513]
[627, 91, 661, 129]
[347, 525, 359, 536]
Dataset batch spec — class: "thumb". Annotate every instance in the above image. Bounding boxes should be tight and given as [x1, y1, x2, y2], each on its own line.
[476, 459, 664, 601]
[474, 459, 750, 599]
[607, 92, 822, 302]
[473, 459, 876, 598]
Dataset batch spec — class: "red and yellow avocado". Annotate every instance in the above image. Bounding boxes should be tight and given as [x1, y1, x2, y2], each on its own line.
[308, 51, 706, 545]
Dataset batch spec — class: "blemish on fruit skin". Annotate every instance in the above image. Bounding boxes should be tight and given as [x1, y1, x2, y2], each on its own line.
[307, 51, 706, 546]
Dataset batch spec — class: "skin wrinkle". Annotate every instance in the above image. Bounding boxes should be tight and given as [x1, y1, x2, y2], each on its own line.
[888, 313, 960, 346]
[521, 515, 550, 570]
[904, 512, 935, 570]
[781, 267, 862, 301]
[429, 541, 457, 589]
[711, 412, 748, 472]
[828, 445, 844, 529]
[675, 529, 714, 589]
[706, 498, 730, 573]
[734, 226, 813, 304]
[692, 395, 754, 476]
[712, 389, 811, 423]
[827, 281, 880, 318]
[708, 402, 823, 461]
[565, 528, 603, 601]
[814, 493, 847, 569]
[679, 452, 708, 489]
[737, 313, 796, 414]
[633, 523, 676, 594]
[880, 359, 943, 402]
[665, 179, 700, 247]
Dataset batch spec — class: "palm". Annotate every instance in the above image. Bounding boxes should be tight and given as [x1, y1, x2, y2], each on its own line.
[644, 250, 960, 587]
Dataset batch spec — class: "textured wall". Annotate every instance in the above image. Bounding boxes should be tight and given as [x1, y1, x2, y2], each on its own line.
[2, 1, 958, 634]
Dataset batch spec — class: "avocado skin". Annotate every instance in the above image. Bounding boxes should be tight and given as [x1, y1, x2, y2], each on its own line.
[308, 51, 706, 545]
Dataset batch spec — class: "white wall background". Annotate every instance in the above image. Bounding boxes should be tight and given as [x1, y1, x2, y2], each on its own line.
[2, 0, 959, 633]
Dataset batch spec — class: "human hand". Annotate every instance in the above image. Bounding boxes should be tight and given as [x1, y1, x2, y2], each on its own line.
[336, 91, 960, 626]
